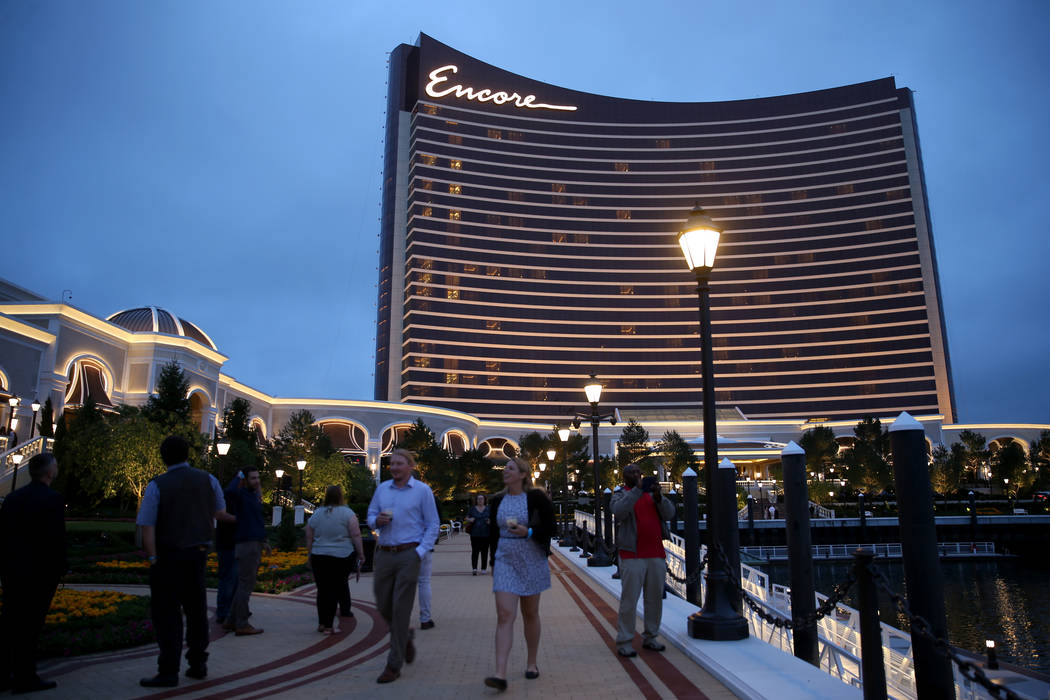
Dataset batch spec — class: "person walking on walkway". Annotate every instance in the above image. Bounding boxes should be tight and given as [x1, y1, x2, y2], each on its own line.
[0, 452, 66, 694]
[484, 457, 556, 691]
[466, 493, 491, 575]
[307, 485, 365, 634]
[366, 448, 440, 684]
[611, 463, 675, 657]
[228, 466, 269, 636]
[138, 436, 232, 688]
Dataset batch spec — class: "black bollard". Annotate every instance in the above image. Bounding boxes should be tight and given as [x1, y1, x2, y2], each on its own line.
[890, 412, 954, 698]
[683, 467, 700, 606]
[746, 494, 755, 546]
[781, 442, 819, 666]
[854, 548, 887, 700]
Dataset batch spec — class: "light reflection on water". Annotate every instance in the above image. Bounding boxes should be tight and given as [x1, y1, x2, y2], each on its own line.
[761, 557, 1050, 673]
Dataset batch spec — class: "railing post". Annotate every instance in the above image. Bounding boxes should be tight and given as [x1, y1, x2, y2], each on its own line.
[853, 548, 887, 700]
[781, 441, 819, 666]
[890, 412, 954, 698]
[682, 467, 700, 606]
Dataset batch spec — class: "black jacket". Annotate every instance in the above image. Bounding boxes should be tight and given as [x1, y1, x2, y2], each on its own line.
[0, 480, 67, 582]
[489, 489, 557, 557]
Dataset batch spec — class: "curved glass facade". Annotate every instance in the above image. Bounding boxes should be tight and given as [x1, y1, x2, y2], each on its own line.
[375, 35, 955, 423]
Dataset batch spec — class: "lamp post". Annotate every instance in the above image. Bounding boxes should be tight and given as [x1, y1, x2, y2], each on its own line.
[275, 468, 285, 503]
[29, 398, 40, 441]
[678, 203, 748, 640]
[572, 375, 616, 567]
[6, 396, 19, 445]
[556, 426, 576, 546]
[296, 459, 307, 503]
[10, 453, 24, 492]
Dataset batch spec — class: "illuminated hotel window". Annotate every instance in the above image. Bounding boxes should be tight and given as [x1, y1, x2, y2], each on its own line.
[421, 258, 433, 269]
[416, 179, 433, 191]
[532, 269, 546, 279]
[865, 219, 884, 230]
[423, 104, 439, 115]
[419, 154, 437, 165]
[551, 183, 566, 193]
[421, 206, 433, 217]
[620, 285, 634, 295]
[655, 139, 671, 148]
[573, 197, 588, 206]
[486, 266, 502, 276]
[886, 189, 907, 200]
[552, 232, 566, 243]
[621, 325, 636, 335]
[462, 263, 477, 273]
[449, 184, 461, 194]
[417, 286, 432, 297]
[507, 131, 524, 141]
[507, 217, 523, 227]
[508, 191, 524, 201]
[446, 373, 459, 384]
[444, 119, 458, 126]
[486, 214, 502, 225]
[486, 360, 501, 371]
[701, 161, 716, 171]
[487, 375, 499, 385]
[415, 356, 431, 368]
[418, 272, 432, 283]
[837, 184, 854, 195]
[783, 347, 800, 358]
[487, 129, 502, 139]
[486, 320, 501, 330]
[617, 209, 632, 220]
[448, 134, 462, 145]
[462, 374, 476, 384]
[449, 159, 462, 169]
[791, 190, 808, 200]
[448, 209, 461, 220]
[446, 289, 459, 299]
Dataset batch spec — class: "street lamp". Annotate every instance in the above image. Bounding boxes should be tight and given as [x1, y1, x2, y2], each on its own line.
[29, 398, 40, 441]
[217, 437, 231, 456]
[10, 452, 23, 491]
[678, 203, 748, 640]
[6, 396, 19, 445]
[555, 426, 576, 546]
[296, 459, 307, 503]
[572, 375, 617, 567]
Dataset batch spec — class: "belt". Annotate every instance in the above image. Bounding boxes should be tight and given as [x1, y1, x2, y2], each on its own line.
[377, 542, 419, 553]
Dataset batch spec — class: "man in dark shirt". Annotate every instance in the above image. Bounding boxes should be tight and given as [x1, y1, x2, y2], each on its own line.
[611, 463, 675, 657]
[0, 452, 66, 694]
[228, 466, 269, 636]
[137, 436, 232, 688]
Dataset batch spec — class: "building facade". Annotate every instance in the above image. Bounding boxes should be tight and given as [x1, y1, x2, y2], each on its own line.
[375, 34, 955, 424]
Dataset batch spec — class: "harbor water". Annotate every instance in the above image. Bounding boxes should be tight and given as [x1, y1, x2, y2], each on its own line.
[761, 556, 1050, 674]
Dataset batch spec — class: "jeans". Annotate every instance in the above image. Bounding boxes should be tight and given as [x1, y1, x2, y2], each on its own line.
[417, 550, 433, 623]
[232, 540, 262, 629]
[215, 548, 237, 622]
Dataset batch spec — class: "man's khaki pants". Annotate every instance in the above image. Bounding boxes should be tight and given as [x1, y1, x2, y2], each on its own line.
[373, 548, 422, 670]
[616, 557, 666, 650]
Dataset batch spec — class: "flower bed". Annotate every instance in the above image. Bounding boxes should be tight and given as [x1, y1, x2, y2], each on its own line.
[39, 589, 154, 657]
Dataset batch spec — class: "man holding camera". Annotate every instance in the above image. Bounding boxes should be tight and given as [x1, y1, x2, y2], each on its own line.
[611, 463, 675, 657]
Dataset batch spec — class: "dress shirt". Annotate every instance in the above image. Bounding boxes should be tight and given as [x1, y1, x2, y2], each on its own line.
[366, 476, 440, 560]
[136, 463, 226, 527]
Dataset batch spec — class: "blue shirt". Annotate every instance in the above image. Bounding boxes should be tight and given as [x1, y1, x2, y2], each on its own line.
[366, 476, 440, 560]
[136, 463, 225, 527]
[227, 478, 266, 543]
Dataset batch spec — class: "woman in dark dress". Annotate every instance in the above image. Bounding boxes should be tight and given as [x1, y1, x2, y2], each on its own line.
[466, 493, 491, 575]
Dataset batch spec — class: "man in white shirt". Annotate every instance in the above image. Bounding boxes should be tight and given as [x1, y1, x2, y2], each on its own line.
[366, 448, 440, 684]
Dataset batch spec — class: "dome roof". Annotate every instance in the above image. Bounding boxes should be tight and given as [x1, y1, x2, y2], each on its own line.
[107, 306, 217, 351]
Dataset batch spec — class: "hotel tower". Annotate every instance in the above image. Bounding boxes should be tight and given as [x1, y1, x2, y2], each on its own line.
[374, 34, 955, 424]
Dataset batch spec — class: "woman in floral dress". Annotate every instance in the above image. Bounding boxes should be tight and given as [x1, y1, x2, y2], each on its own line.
[483, 457, 556, 691]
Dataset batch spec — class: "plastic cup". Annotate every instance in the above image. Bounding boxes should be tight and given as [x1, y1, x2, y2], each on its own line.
[506, 517, 518, 528]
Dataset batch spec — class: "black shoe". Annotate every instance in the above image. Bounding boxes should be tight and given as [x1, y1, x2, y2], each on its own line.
[139, 674, 178, 688]
[617, 647, 637, 658]
[642, 640, 666, 652]
[484, 677, 508, 691]
[11, 679, 58, 694]
[420, 620, 435, 630]
[185, 665, 207, 680]
[525, 668, 540, 679]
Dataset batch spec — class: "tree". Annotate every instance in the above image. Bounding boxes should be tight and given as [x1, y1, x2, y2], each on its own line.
[1029, 430, 1050, 490]
[51, 398, 109, 509]
[211, 398, 262, 483]
[145, 361, 191, 426]
[837, 417, 892, 492]
[106, 406, 167, 504]
[958, 430, 988, 484]
[991, 441, 1026, 494]
[459, 448, 501, 493]
[516, 431, 550, 464]
[394, 419, 460, 502]
[617, 419, 650, 468]
[930, 442, 966, 495]
[659, 430, 696, 485]
[37, 397, 55, 438]
[799, 425, 838, 477]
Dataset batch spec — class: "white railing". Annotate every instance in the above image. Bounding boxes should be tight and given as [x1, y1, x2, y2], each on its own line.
[1, 437, 54, 496]
[575, 510, 594, 534]
[811, 501, 837, 519]
[740, 542, 996, 561]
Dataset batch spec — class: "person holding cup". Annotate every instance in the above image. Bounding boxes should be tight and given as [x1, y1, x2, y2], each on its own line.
[483, 457, 556, 691]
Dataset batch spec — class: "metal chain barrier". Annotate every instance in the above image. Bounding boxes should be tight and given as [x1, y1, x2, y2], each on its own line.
[867, 562, 1022, 700]
[665, 552, 708, 588]
[710, 543, 856, 631]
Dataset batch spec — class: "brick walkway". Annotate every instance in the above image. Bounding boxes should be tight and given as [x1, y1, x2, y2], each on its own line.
[41, 538, 736, 699]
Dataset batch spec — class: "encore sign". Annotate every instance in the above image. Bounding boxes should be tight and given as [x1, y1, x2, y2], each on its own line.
[425, 65, 577, 112]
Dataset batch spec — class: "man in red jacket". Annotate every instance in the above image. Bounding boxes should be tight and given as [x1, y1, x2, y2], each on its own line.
[611, 463, 675, 657]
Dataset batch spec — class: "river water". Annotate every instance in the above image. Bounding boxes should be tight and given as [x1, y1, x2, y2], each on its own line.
[760, 557, 1050, 674]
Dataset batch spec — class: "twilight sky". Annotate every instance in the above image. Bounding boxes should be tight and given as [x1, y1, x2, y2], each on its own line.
[2, 1, 1048, 424]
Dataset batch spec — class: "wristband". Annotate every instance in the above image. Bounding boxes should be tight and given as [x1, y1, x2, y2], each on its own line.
[147, 555, 157, 564]
[527, 527, 533, 537]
